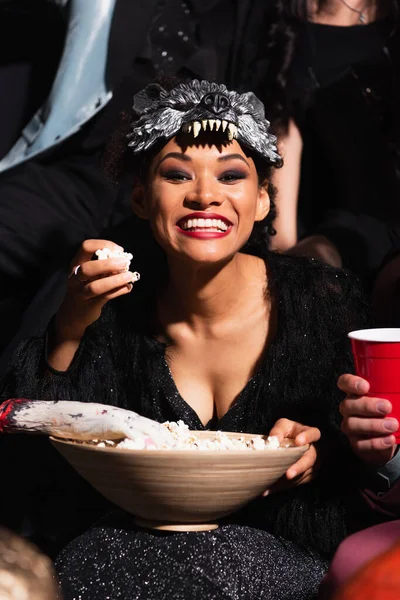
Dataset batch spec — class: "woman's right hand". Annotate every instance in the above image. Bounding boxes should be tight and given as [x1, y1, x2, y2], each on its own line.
[54, 239, 138, 342]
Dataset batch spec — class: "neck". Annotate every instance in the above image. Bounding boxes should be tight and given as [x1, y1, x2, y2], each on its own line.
[158, 253, 266, 331]
[310, 0, 377, 25]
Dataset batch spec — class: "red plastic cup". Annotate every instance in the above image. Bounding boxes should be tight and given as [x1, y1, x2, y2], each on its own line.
[349, 328, 400, 443]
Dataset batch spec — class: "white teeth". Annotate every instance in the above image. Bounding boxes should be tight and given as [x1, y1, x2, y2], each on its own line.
[180, 218, 229, 231]
[227, 123, 237, 140]
[202, 120, 207, 131]
[221, 120, 228, 131]
[208, 119, 216, 130]
[193, 121, 201, 138]
[215, 120, 221, 131]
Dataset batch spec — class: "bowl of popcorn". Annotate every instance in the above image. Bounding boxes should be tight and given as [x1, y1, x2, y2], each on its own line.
[51, 421, 308, 532]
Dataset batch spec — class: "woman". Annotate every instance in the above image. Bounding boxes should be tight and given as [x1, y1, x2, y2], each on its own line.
[252, 0, 400, 285]
[0, 80, 373, 599]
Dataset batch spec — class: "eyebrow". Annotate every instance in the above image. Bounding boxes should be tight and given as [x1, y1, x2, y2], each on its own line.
[156, 152, 192, 168]
[217, 154, 250, 167]
[157, 152, 250, 168]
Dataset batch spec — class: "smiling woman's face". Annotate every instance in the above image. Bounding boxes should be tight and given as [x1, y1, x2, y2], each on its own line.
[132, 136, 270, 265]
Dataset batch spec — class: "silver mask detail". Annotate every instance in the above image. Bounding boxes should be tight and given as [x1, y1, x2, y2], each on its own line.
[127, 80, 281, 165]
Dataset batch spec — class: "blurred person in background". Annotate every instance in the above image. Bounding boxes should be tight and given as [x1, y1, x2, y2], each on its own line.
[332, 539, 400, 599]
[251, 0, 400, 302]
[0, 526, 59, 599]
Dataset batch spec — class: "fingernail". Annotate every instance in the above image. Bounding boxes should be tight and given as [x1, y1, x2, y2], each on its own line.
[383, 436, 395, 447]
[262, 490, 270, 497]
[377, 401, 391, 415]
[123, 272, 134, 282]
[355, 380, 368, 394]
[383, 418, 399, 432]
[287, 469, 296, 479]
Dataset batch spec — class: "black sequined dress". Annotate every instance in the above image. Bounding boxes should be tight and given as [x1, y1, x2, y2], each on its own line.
[0, 252, 372, 599]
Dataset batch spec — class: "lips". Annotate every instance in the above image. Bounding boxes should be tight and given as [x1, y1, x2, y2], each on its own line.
[177, 213, 232, 238]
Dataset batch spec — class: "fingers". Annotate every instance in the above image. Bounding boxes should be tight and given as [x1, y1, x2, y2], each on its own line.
[339, 387, 397, 464]
[269, 418, 321, 446]
[72, 239, 124, 272]
[337, 374, 369, 395]
[340, 395, 392, 418]
[72, 256, 132, 283]
[101, 283, 135, 301]
[351, 434, 397, 453]
[263, 462, 315, 496]
[80, 271, 138, 300]
[268, 418, 298, 441]
[341, 414, 398, 437]
[286, 445, 317, 480]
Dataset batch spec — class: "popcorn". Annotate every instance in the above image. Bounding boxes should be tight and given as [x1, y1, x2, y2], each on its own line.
[92, 419, 282, 451]
[95, 247, 140, 281]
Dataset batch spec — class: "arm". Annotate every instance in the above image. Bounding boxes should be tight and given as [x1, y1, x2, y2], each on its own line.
[0, 238, 139, 411]
[270, 119, 302, 251]
[48, 239, 137, 371]
[338, 374, 400, 517]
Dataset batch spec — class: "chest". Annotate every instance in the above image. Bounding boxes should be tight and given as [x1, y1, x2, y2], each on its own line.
[165, 316, 270, 426]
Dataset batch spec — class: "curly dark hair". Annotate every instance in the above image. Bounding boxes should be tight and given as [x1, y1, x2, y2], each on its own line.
[253, 0, 399, 132]
[102, 79, 281, 251]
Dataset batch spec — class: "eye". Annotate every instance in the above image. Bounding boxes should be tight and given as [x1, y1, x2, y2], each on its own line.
[161, 170, 192, 182]
[218, 170, 247, 183]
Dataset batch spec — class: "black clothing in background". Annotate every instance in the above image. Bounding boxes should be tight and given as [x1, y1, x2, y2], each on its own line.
[286, 20, 400, 278]
[0, 0, 269, 374]
[0, 251, 374, 560]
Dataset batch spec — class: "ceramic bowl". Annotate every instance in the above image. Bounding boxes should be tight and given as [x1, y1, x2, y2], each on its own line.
[51, 431, 308, 531]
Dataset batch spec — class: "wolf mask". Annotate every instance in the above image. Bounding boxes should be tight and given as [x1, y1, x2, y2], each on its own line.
[127, 80, 281, 165]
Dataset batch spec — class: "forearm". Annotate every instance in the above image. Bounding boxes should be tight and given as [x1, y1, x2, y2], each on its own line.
[47, 338, 82, 372]
[270, 119, 302, 251]
[47, 318, 86, 372]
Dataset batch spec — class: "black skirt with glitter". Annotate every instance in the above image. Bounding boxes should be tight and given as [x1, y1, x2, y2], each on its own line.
[56, 511, 328, 600]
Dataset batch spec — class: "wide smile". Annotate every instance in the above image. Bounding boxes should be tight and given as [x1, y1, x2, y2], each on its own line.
[177, 213, 233, 239]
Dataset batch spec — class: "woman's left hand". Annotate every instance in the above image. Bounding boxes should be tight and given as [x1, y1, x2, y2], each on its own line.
[263, 418, 321, 495]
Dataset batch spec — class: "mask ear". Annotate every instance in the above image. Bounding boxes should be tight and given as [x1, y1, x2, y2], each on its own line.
[254, 181, 270, 222]
[131, 183, 149, 219]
